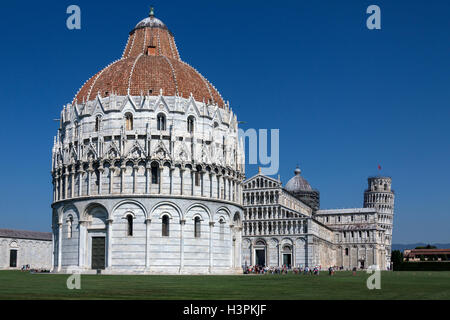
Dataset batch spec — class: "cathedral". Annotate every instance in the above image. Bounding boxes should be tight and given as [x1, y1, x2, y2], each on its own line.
[50, 9, 394, 274]
[242, 168, 394, 270]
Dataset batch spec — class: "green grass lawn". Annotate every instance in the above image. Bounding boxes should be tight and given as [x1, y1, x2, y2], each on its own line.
[0, 270, 449, 300]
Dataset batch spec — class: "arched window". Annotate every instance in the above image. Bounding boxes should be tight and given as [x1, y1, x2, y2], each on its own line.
[194, 171, 200, 186]
[162, 215, 170, 236]
[151, 163, 159, 184]
[67, 215, 73, 239]
[187, 116, 195, 134]
[95, 116, 101, 132]
[345, 248, 349, 256]
[125, 113, 133, 131]
[194, 217, 201, 238]
[127, 214, 133, 236]
[157, 113, 166, 131]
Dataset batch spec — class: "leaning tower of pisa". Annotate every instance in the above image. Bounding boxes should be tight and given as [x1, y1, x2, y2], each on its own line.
[363, 176, 395, 268]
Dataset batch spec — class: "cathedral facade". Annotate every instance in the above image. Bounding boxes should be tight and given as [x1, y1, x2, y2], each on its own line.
[51, 11, 245, 274]
[242, 168, 394, 270]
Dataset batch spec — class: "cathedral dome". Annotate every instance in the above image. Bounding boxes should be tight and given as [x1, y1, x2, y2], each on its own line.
[73, 10, 225, 107]
[285, 167, 313, 192]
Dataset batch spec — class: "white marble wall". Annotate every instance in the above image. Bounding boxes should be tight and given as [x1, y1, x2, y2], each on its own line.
[0, 238, 52, 270]
[53, 197, 242, 274]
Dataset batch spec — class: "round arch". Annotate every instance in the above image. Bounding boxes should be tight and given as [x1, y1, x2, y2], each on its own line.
[185, 203, 211, 220]
[111, 199, 148, 220]
[149, 201, 182, 220]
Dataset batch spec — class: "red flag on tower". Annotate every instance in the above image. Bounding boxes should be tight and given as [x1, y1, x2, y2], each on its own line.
[378, 164, 382, 171]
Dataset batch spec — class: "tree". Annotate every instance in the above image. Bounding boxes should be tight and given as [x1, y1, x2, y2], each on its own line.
[415, 244, 437, 249]
[391, 250, 403, 271]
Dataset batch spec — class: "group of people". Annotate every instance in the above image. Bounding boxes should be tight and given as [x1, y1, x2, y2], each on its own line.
[20, 265, 50, 273]
[243, 264, 361, 276]
[243, 265, 334, 275]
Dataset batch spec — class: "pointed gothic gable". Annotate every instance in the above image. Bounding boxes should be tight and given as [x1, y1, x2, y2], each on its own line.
[175, 141, 190, 163]
[126, 140, 146, 159]
[211, 106, 224, 125]
[70, 145, 78, 163]
[151, 139, 172, 161]
[105, 140, 120, 159]
[119, 94, 137, 112]
[200, 143, 212, 164]
[84, 142, 98, 161]
[153, 95, 171, 114]
[91, 96, 106, 116]
[184, 96, 201, 116]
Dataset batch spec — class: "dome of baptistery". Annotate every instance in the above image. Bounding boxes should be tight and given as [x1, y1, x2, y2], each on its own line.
[51, 8, 244, 275]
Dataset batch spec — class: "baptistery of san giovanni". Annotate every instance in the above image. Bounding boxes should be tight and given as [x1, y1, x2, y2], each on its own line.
[51, 9, 245, 274]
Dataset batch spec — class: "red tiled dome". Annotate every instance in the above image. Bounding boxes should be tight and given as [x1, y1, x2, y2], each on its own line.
[73, 12, 224, 107]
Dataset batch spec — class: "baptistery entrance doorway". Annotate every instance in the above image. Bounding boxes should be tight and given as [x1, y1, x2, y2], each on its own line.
[91, 237, 105, 270]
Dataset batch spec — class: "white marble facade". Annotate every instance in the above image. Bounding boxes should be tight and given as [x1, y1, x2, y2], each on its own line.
[0, 231, 52, 270]
[242, 172, 394, 270]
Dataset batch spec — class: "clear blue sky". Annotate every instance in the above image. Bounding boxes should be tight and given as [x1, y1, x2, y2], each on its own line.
[0, 0, 449, 243]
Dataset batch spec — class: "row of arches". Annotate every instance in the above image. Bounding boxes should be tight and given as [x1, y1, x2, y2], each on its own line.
[244, 178, 278, 190]
[243, 190, 279, 205]
[364, 193, 394, 204]
[53, 160, 242, 204]
[243, 219, 307, 237]
[83, 113, 208, 135]
[53, 200, 242, 273]
[241, 237, 307, 268]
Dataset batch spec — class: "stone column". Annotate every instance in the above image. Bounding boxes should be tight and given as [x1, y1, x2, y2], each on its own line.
[237, 227, 242, 268]
[133, 164, 138, 193]
[120, 164, 125, 193]
[209, 222, 215, 273]
[78, 220, 87, 270]
[87, 164, 93, 196]
[169, 167, 174, 194]
[109, 166, 114, 194]
[231, 230, 236, 268]
[107, 219, 113, 270]
[180, 168, 185, 195]
[64, 168, 68, 199]
[209, 173, 213, 198]
[51, 226, 55, 271]
[356, 246, 359, 268]
[70, 169, 75, 198]
[145, 218, 151, 270]
[278, 244, 282, 267]
[145, 163, 151, 194]
[159, 166, 164, 194]
[78, 170, 84, 196]
[348, 245, 352, 269]
[179, 219, 186, 273]
[57, 222, 62, 271]
[200, 171, 205, 197]
[373, 246, 377, 267]
[217, 174, 221, 199]
[292, 242, 296, 267]
[98, 166, 104, 195]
